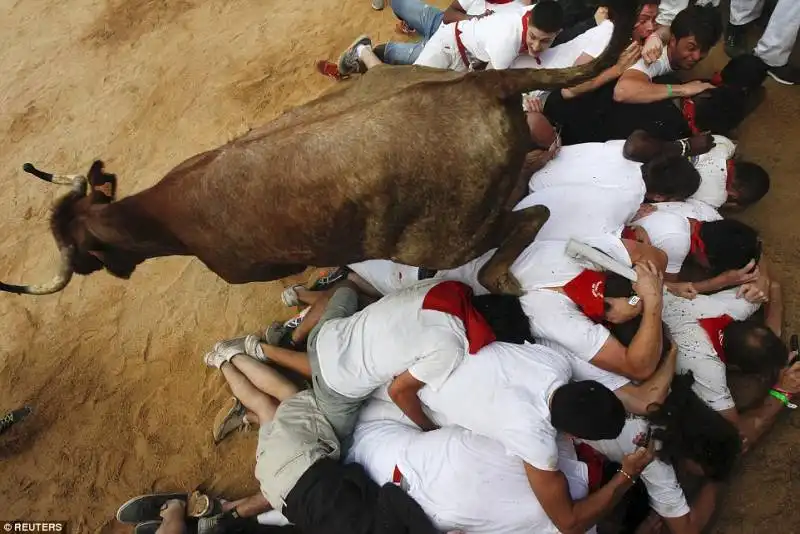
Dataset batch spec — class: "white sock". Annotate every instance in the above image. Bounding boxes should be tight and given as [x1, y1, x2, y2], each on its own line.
[355, 44, 370, 58]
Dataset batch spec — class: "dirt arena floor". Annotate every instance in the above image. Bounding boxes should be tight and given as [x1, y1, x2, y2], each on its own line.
[0, 0, 798, 532]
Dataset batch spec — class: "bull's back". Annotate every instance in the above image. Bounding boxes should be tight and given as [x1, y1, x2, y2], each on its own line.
[155, 71, 531, 269]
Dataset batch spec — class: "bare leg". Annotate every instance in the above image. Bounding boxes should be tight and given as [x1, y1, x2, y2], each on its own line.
[230, 354, 299, 402]
[258, 345, 313, 378]
[221, 493, 273, 517]
[478, 204, 551, 295]
[346, 272, 384, 299]
[156, 500, 187, 534]
[220, 362, 279, 424]
[290, 280, 360, 344]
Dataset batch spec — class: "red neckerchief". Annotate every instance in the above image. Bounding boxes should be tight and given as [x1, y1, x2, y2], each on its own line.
[682, 98, 699, 135]
[726, 159, 735, 191]
[710, 72, 723, 86]
[575, 443, 605, 492]
[520, 11, 531, 53]
[422, 281, 496, 354]
[698, 314, 734, 362]
[563, 270, 607, 323]
[622, 226, 637, 240]
[688, 218, 708, 265]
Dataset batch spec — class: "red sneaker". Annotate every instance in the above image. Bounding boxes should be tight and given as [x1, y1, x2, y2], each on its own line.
[395, 21, 417, 36]
[315, 60, 344, 81]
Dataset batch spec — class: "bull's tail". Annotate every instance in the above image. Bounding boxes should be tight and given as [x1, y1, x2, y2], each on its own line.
[485, 0, 638, 100]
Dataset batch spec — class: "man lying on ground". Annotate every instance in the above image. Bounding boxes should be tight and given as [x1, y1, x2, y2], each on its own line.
[201, 347, 440, 534]
[348, 397, 656, 534]
[662, 279, 800, 452]
[545, 5, 723, 144]
[206, 279, 530, 442]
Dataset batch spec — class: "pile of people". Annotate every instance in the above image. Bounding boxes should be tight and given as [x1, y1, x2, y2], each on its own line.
[116, 1, 800, 533]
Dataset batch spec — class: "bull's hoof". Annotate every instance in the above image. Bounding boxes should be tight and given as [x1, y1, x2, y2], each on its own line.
[480, 269, 524, 297]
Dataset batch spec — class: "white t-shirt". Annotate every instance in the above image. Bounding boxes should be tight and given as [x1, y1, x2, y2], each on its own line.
[655, 199, 723, 222]
[689, 135, 737, 208]
[512, 19, 614, 70]
[348, 418, 594, 534]
[656, 0, 720, 27]
[315, 280, 468, 398]
[521, 140, 646, 240]
[632, 211, 691, 274]
[348, 252, 492, 298]
[662, 289, 759, 411]
[415, 341, 572, 471]
[513, 237, 632, 365]
[459, 0, 529, 16]
[459, 6, 533, 69]
[629, 46, 673, 80]
[580, 417, 691, 519]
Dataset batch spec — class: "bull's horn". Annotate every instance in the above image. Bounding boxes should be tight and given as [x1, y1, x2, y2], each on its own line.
[23, 163, 87, 189]
[0, 246, 75, 295]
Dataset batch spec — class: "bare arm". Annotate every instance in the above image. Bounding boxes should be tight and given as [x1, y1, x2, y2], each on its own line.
[525, 464, 634, 534]
[388, 371, 439, 431]
[615, 341, 677, 415]
[564, 45, 642, 100]
[663, 482, 719, 534]
[614, 69, 673, 103]
[223, 492, 272, 517]
[622, 130, 716, 163]
[442, 0, 471, 23]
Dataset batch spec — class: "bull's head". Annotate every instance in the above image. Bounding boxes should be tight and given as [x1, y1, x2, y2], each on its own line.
[1, 160, 121, 295]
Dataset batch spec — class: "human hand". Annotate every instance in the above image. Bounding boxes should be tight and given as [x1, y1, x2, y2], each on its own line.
[621, 439, 656, 478]
[642, 33, 662, 65]
[594, 6, 609, 25]
[722, 259, 759, 287]
[632, 261, 664, 302]
[686, 131, 716, 156]
[615, 42, 643, 74]
[666, 281, 698, 300]
[776, 361, 800, 395]
[474, 8, 494, 19]
[679, 80, 716, 97]
[523, 93, 544, 113]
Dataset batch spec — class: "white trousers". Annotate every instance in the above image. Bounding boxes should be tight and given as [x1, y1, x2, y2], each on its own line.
[730, 0, 800, 67]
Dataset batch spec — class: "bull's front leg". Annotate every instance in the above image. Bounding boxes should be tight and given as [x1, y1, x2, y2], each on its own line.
[478, 204, 550, 296]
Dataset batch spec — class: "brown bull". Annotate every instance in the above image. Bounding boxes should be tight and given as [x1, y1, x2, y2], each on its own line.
[1, 4, 635, 296]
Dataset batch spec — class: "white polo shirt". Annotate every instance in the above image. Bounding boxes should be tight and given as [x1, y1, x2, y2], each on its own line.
[689, 135, 737, 208]
[522, 141, 646, 240]
[459, 6, 534, 69]
[631, 211, 691, 275]
[315, 280, 468, 398]
[348, 416, 595, 534]
[414, 341, 572, 471]
[662, 289, 759, 411]
[580, 417, 691, 519]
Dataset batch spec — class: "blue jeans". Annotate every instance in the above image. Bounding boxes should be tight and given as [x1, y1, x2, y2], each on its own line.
[383, 0, 444, 65]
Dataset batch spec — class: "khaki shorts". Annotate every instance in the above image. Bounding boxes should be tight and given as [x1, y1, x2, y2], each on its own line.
[254, 390, 340, 513]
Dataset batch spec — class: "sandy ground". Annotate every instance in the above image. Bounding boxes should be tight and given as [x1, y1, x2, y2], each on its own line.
[0, 0, 797, 532]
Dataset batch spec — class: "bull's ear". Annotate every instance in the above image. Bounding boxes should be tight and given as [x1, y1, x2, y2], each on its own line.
[87, 160, 117, 202]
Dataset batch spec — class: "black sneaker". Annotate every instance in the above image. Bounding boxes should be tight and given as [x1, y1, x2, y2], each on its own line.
[767, 64, 800, 85]
[0, 405, 32, 435]
[724, 23, 748, 58]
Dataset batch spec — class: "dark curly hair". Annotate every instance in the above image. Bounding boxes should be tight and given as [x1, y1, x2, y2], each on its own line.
[647, 372, 741, 481]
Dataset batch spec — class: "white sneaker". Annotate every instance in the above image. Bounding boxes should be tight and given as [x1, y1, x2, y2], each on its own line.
[204, 335, 266, 368]
[371, 0, 385, 10]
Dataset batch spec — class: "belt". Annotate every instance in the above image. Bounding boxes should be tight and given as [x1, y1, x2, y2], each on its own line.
[392, 465, 410, 491]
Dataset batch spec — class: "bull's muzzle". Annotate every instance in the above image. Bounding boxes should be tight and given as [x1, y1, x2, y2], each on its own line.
[0, 164, 86, 295]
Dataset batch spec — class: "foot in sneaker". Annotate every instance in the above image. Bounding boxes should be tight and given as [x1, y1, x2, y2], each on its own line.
[309, 266, 350, 291]
[264, 321, 289, 346]
[213, 398, 248, 444]
[281, 284, 303, 307]
[767, 64, 800, 85]
[371, 0, 385, 10]
[204, 335, 267, 368]
[338, 35, 372, 76]
[724, 23, 748, 58]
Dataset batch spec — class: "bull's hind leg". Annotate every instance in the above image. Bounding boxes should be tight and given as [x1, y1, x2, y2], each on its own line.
[478, 205, 550, 296]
